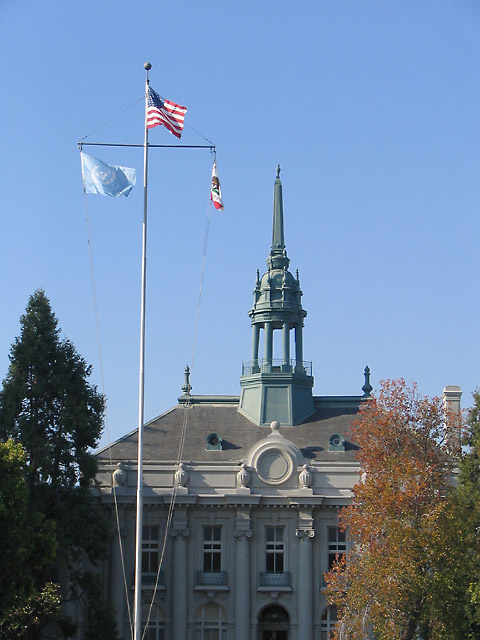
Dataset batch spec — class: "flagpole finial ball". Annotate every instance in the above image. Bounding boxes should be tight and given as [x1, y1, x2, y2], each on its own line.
[144, 62, 152, 71]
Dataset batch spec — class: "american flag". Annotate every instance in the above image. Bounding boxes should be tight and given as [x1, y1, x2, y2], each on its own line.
[147, 86, 187, 138]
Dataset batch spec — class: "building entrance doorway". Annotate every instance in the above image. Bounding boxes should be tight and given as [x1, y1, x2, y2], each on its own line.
[258, 604, 289, 640]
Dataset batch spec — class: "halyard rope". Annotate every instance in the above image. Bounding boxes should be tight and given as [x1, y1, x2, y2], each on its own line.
[82, 185, 134, 638]
[142, 162, 214, 638]
[83, 149, 216, 640]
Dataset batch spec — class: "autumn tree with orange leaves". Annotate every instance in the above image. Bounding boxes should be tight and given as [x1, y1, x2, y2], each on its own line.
[324, 379, 469, 640]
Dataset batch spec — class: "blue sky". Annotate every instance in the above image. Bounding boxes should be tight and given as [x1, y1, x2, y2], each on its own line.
[1, 0, 479, 449]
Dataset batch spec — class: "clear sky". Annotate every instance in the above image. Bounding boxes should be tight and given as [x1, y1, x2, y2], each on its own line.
[1, 0, 479, 449]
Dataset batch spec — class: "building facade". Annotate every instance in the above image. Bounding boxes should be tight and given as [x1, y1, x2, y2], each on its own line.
[91, 169, 460, 640]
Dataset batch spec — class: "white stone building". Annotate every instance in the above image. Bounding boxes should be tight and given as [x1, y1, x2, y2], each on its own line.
[92, 168, 460, 640]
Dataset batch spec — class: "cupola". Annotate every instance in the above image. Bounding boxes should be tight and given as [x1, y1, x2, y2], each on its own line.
[238, 167, 314, 426]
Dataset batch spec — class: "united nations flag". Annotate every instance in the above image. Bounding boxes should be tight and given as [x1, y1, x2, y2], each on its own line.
[81, 153, 136, 197]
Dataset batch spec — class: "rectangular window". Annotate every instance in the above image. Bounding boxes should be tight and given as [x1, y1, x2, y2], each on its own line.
[203, 526, 222, 572]
[142, 525, 160, 576]
[321, 605, 338, 640]
[328, 527, 346, 571]
[266, 526, 285, 573]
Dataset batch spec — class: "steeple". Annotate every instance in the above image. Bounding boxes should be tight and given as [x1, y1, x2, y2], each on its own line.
[268, 165, 289, 270]
[239, 167, 314, 426]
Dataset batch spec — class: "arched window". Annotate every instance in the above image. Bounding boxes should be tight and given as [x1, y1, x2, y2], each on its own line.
[321, 605, 337, 640]
[258, 604, 289, 640]
[142, 603, 165, 640]
[195, 602, 228, 640]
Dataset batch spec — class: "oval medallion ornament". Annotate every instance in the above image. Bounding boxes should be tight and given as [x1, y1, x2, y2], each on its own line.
[257, 448, 294, 485]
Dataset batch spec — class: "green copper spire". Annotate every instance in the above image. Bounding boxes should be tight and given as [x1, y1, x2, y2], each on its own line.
[267, 165, 290, 271]
[272, 165, 284, 249]
[239, 167, 314, 427]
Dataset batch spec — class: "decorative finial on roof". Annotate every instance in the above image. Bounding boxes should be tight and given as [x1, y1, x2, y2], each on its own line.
[271, 165, 286, 257]
[256, 269, 261, 288]
[182, 365, 192, 396]
[362, 365, 373, 398]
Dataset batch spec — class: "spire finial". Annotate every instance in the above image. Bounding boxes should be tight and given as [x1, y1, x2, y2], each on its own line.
[270, 165, 286, 259]
[182, 365, 192, 396]
[362, 365, 373, 398]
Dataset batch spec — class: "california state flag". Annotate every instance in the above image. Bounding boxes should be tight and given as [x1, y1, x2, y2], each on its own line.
[211, 162, 224, 211]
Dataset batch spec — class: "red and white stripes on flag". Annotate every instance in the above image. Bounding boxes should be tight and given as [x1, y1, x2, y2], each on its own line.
[147, 86, 187, 138]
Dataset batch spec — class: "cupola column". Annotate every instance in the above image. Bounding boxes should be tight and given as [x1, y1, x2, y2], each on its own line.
[264, 322, 273, 370]
[282, 322, 290, 367]
[294, 323, 304, 372]
[251, 324, 260, 369]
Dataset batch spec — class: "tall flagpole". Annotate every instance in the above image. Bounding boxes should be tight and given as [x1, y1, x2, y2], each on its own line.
[134, 61, 151, 640]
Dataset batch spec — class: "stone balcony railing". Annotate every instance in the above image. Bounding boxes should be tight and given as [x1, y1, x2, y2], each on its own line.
[259, 571, 291, 587]
[140, 570, 165, 587]
[196, 571, 228, 586]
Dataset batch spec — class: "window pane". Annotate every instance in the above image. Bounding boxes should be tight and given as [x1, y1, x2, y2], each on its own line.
[203, 526, 222, 572]
[266, 526, 284, 573]
[276, 554, 284, 572]
[142, 526, 160, 574]
[321, 604, 338, 639]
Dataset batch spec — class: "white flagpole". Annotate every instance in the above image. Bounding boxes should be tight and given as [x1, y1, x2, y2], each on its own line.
[134, 61, 151, 640]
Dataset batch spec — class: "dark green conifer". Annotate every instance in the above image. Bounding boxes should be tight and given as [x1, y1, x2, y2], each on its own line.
[0, 289, 118, 638]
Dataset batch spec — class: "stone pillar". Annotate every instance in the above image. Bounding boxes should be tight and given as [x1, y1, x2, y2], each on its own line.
[171, 526, 190, 639]
[296, 528, 315, 640]
[233, 528, 252, 640]
[264, 322, 273, 369]
[282, 322, 290, 367]
[251, 324, 260, 369]
[294, 324, 303, 372]
[110, 512, 127, 635]
[443, 385, 462, 415]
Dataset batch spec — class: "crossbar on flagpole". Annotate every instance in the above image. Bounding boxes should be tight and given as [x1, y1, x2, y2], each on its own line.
[78, 142, 215, 151]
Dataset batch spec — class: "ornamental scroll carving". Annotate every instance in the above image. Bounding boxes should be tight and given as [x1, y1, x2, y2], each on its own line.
[170, 528, 190, 539]
[233, 529, 253, 541]
[295, 529, 315, 541]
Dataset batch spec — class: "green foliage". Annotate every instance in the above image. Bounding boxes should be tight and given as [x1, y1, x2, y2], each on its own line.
[0, 290, 114, 637]
[0, 440, 57, 619]
[76, 572, 120, 640]
[0, 289, 104, 492]
[455, 389, 480, 638]
[0, 583, 66, 640]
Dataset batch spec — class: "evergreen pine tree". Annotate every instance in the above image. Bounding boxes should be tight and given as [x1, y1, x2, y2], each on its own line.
[0, 289, 118, 638]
